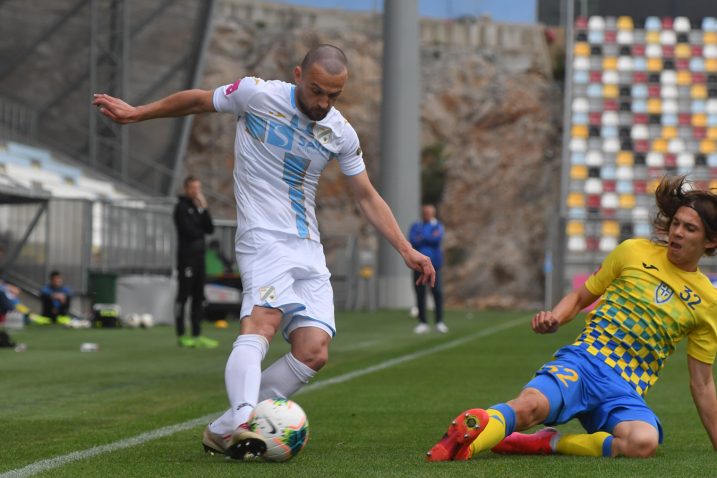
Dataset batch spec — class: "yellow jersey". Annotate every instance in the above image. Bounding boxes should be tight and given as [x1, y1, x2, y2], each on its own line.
[579, 238, 717, 396]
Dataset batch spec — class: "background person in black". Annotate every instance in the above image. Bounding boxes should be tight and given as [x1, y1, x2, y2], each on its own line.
[174, 175, 218, 348]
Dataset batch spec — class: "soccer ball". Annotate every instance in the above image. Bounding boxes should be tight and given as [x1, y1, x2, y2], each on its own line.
[122, 313, 142, 328]
[248, 398, 309, 462]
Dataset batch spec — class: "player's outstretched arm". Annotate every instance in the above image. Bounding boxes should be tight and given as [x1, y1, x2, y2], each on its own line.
[347, 171, 435, 286]
[688, 355, 717, 450]
[532, 285, 599, 333]
[92, 89, 215, 124]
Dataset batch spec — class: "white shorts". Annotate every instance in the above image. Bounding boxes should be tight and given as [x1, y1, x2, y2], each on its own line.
[236, 228, 335, 341]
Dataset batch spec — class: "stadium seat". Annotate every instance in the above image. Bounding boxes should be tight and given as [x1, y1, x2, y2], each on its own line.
[646, 31, 661, 44]
[702, 17, 717, 32]
[674, 17, 691, 33]
[568, 236, 587, 252]
[572, 124, 588, 138]
[599, 236, 618, 252]
[567, 220, 585, 236]
[631, 124, 648, 139]
[588, 16, 606, 31]
[660, 30, 676, 46]
[574, 56, 590, 70]
[617, 30, 634, 45]
[571, 164, 587, 180]
[585, 178, 603, 194]
[646, 152, 664, 167]
[574, 42, 590, 56]
[617, 16, 634, 30]
[645, 16, 661, 31]
[602, 111, 619, 126]
[705, 45, 717, 58]
[616, 56, 633, 71]
[617, 151, 633, 165]
[567, 192, 585, 208]
[662, 125, 677, 138]
[661, 17, 674, 30]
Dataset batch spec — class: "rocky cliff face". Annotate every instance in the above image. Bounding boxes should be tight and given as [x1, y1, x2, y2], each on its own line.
[187, 4, 563, 308]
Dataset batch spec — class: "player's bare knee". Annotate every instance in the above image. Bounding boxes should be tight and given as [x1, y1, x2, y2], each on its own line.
[623, 435, 658, 458]
[293, 346, 328, 371]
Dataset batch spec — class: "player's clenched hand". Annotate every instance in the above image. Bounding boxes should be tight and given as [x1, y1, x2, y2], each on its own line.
[404, 249, 435, 287]
[92, 93, 139, 124]
[532, 310, 560, 334]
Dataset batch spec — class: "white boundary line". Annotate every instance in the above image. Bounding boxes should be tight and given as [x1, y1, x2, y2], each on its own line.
[1, 316, 526, 478]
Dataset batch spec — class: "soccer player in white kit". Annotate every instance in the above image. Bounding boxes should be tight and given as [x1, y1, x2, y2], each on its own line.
[93, 44, 435, 459]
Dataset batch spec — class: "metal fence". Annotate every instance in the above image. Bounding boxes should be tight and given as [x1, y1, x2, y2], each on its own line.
[0, 197, 370, 310]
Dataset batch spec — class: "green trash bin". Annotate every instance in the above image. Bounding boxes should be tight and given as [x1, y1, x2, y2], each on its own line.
[87, 271, 118, 304]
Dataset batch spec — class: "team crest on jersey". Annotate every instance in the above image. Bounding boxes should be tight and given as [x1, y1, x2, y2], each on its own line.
[259, 286, 277, 302]
[654, 282, 674, 304]
[313, 124, 332, 145]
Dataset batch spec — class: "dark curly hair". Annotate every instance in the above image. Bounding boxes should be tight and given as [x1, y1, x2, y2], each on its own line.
[653, 176, 717, 256]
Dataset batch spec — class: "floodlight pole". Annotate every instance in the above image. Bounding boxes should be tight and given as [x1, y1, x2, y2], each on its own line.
[377, 0, 421, 309]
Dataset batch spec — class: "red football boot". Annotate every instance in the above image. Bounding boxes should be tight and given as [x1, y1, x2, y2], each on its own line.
[491, 427, 559, 455]
[426, 408, 490, 462]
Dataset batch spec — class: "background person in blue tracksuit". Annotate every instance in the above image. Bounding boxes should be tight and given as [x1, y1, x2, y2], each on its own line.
[408, 204, 446, 334]
[40, 270, 72, 323]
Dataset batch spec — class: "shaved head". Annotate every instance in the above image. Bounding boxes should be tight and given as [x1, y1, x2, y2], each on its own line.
[300, 44, 348, 75]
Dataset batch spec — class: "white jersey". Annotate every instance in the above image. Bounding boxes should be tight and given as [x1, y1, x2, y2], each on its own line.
[213, 77, 366, 242]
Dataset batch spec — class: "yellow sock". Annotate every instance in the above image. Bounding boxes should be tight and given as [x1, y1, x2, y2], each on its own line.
[556, 432, 613, 457]
[468, 409, 508, 456]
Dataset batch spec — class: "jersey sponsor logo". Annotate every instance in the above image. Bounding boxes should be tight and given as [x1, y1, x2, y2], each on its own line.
[654, 282, 674, 304]
[642, 262, 659, 270]
[225, 79, 241, 95]
[246, 113, 327, 157]
[259, 286, 277, 302]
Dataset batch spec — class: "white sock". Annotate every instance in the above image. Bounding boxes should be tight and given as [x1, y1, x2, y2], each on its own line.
[224, 334, 269, 430]
[258, 352, 317, 401]
[210, 351, 313, 435]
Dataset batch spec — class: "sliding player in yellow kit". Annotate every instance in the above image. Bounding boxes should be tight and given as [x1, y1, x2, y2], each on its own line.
[428, 176, 717, 460]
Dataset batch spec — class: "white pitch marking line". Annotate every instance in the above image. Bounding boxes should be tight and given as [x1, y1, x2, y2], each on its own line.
[1, 316, 527, 478]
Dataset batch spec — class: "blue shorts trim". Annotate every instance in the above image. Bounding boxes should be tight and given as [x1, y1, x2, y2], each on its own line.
[524, 345, 663, 442]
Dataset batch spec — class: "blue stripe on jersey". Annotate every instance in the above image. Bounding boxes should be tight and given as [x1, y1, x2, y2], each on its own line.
[282, 152, 310, 238]
[290, 85, 297, 109]
[245, 113, 268, 141]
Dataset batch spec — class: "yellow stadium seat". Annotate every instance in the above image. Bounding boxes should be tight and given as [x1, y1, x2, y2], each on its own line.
[677, 71, 692, 85]
[617, 16, 634, 30]
[708, 128, 717, 140]
[700, 140, 717, 154]
[647, 99, 662, 114]
[619, 195, 636, 209]
[567, 221, 585, 236]
[567, 192, 585, 208]
[574, 42, 590, 56]
[693, 114, 707, 127]
[647, 58, 663, 71]
[710, 179, 717, 190]
[706, 59, 717, 72]
[602, 220, 620, 237]
[603, 84, 619, 98]
[675, 44, 691, 59]
[662, 126, 677, 139]
[603, 57, 618, 70]
[646, 31, 660, 44]
[705, 32, 717, 44]
[652, 139, 668, 153]
[571, 165, 588, 180]
[617, 151, 634, 166]
[572, 124, 588, 138]
[648, 179, 661, 193]
[692, 85, 708, 99]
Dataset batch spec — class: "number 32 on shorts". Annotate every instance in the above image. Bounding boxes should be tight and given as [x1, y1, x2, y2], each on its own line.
[543, 365, 579, 388]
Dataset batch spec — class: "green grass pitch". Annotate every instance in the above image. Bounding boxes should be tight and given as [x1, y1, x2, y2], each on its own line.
[1, 309, 716, 477]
